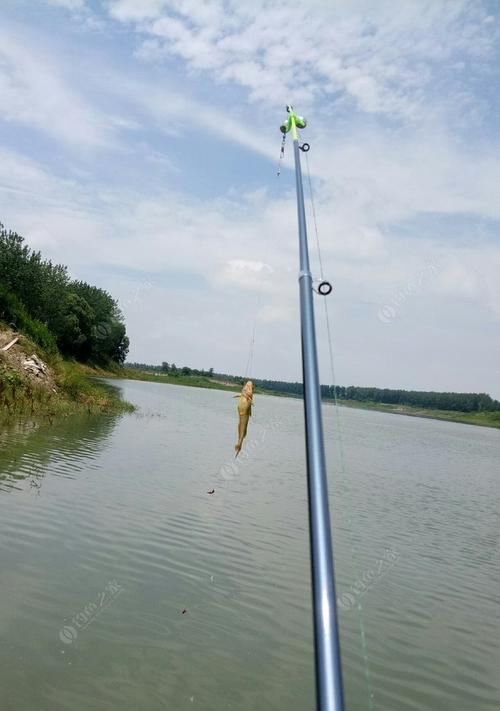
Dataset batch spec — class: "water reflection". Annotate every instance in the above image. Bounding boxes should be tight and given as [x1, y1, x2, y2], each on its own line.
[0, 413, 121, 493]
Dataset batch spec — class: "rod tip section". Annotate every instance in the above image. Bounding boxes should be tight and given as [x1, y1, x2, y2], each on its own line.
[280, 107, 308, 133]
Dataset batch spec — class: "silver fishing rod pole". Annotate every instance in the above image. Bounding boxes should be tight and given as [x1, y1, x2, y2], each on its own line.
[280, 106, 345, 711]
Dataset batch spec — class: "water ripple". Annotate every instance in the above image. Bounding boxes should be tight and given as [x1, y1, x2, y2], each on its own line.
[1, 381, 499, 710]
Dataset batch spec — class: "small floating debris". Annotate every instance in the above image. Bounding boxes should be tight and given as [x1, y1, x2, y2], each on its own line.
[181, 608, 187, 615]
[207, 489, 215, 495]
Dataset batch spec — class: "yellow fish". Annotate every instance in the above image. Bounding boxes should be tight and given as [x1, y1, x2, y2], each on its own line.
[234, 380, 253, 457]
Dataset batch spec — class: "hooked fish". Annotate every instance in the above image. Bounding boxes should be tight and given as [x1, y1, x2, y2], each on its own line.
[234, 380, 253, 457]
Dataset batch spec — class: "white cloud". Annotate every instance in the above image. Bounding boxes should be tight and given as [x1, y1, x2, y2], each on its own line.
[259, 304, 293, 324]
[109, 0, 498, 120]
[307, 126, 500, 226]
[108, 0, 168, 22]
[436, 262, 479, 299]
[0, 27, 112, 150]
[97, 71, 278, 158]
[215, 259, 274, 291]
[45, 0, 86, 8]
[0, 148, 78, 207]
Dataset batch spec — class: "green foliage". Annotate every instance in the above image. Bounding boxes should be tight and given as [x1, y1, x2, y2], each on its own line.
[323, 385, 500, 413]
[0, 360, 26, 414]
[71, 281, 128, 362]
[128, 362, 215, 378]
[0, 222, 129, 364]
[0, 358, 134, 419]
[0, 283, 57, 353]
[0, 365, 24, 390]
[58, 362, 93, 401]
[56, 292, 95, 359]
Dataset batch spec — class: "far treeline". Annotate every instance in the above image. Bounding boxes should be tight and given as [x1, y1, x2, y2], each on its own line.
[267, 381, 500, 413]
[129, 362, 215, 377]
[127, 362, 500, 414]
[0, 223, 129, 364]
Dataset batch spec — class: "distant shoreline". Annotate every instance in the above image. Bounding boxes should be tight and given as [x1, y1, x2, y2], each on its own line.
[121, 369, 500, 430]
[331, 398, 500, 429]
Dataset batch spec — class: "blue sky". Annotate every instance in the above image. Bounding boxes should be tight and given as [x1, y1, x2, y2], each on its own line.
[1, 0, 499, 396]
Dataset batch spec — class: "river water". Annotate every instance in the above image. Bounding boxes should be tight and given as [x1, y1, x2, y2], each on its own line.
[0, 379, 499, 711]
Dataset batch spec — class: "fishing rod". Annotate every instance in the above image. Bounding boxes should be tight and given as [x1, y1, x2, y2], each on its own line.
[280, 106, 345, 711]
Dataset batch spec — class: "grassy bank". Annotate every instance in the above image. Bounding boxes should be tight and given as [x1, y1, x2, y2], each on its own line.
[123, 368, 500, 429]
[122, 368, 241, 392]
[122, 368, 291, 397]
[0, 328, 133, 422]
[335, 398, 500, 428]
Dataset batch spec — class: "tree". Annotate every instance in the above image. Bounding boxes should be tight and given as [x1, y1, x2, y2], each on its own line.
[0, 222, 129, 365]
[55, 293, 95, 359]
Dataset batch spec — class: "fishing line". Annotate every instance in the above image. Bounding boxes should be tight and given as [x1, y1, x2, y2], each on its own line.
[277, 132, 287, 177]
[304, 151, 325, 281]
[305, 149, 375, 711]
[243, 317, 257, 380]
[241, 205, 277, 381]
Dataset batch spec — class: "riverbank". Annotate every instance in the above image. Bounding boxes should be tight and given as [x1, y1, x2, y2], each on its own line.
[0, 328, 133, 422]
[122, 368, 500, 429]
[123, 368, 242, 392]
[336, 398, 500, 429]
[3, 339, 497, 430]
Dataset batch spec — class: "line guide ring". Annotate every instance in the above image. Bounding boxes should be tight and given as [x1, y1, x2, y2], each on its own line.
[315, 280, 333, 296]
